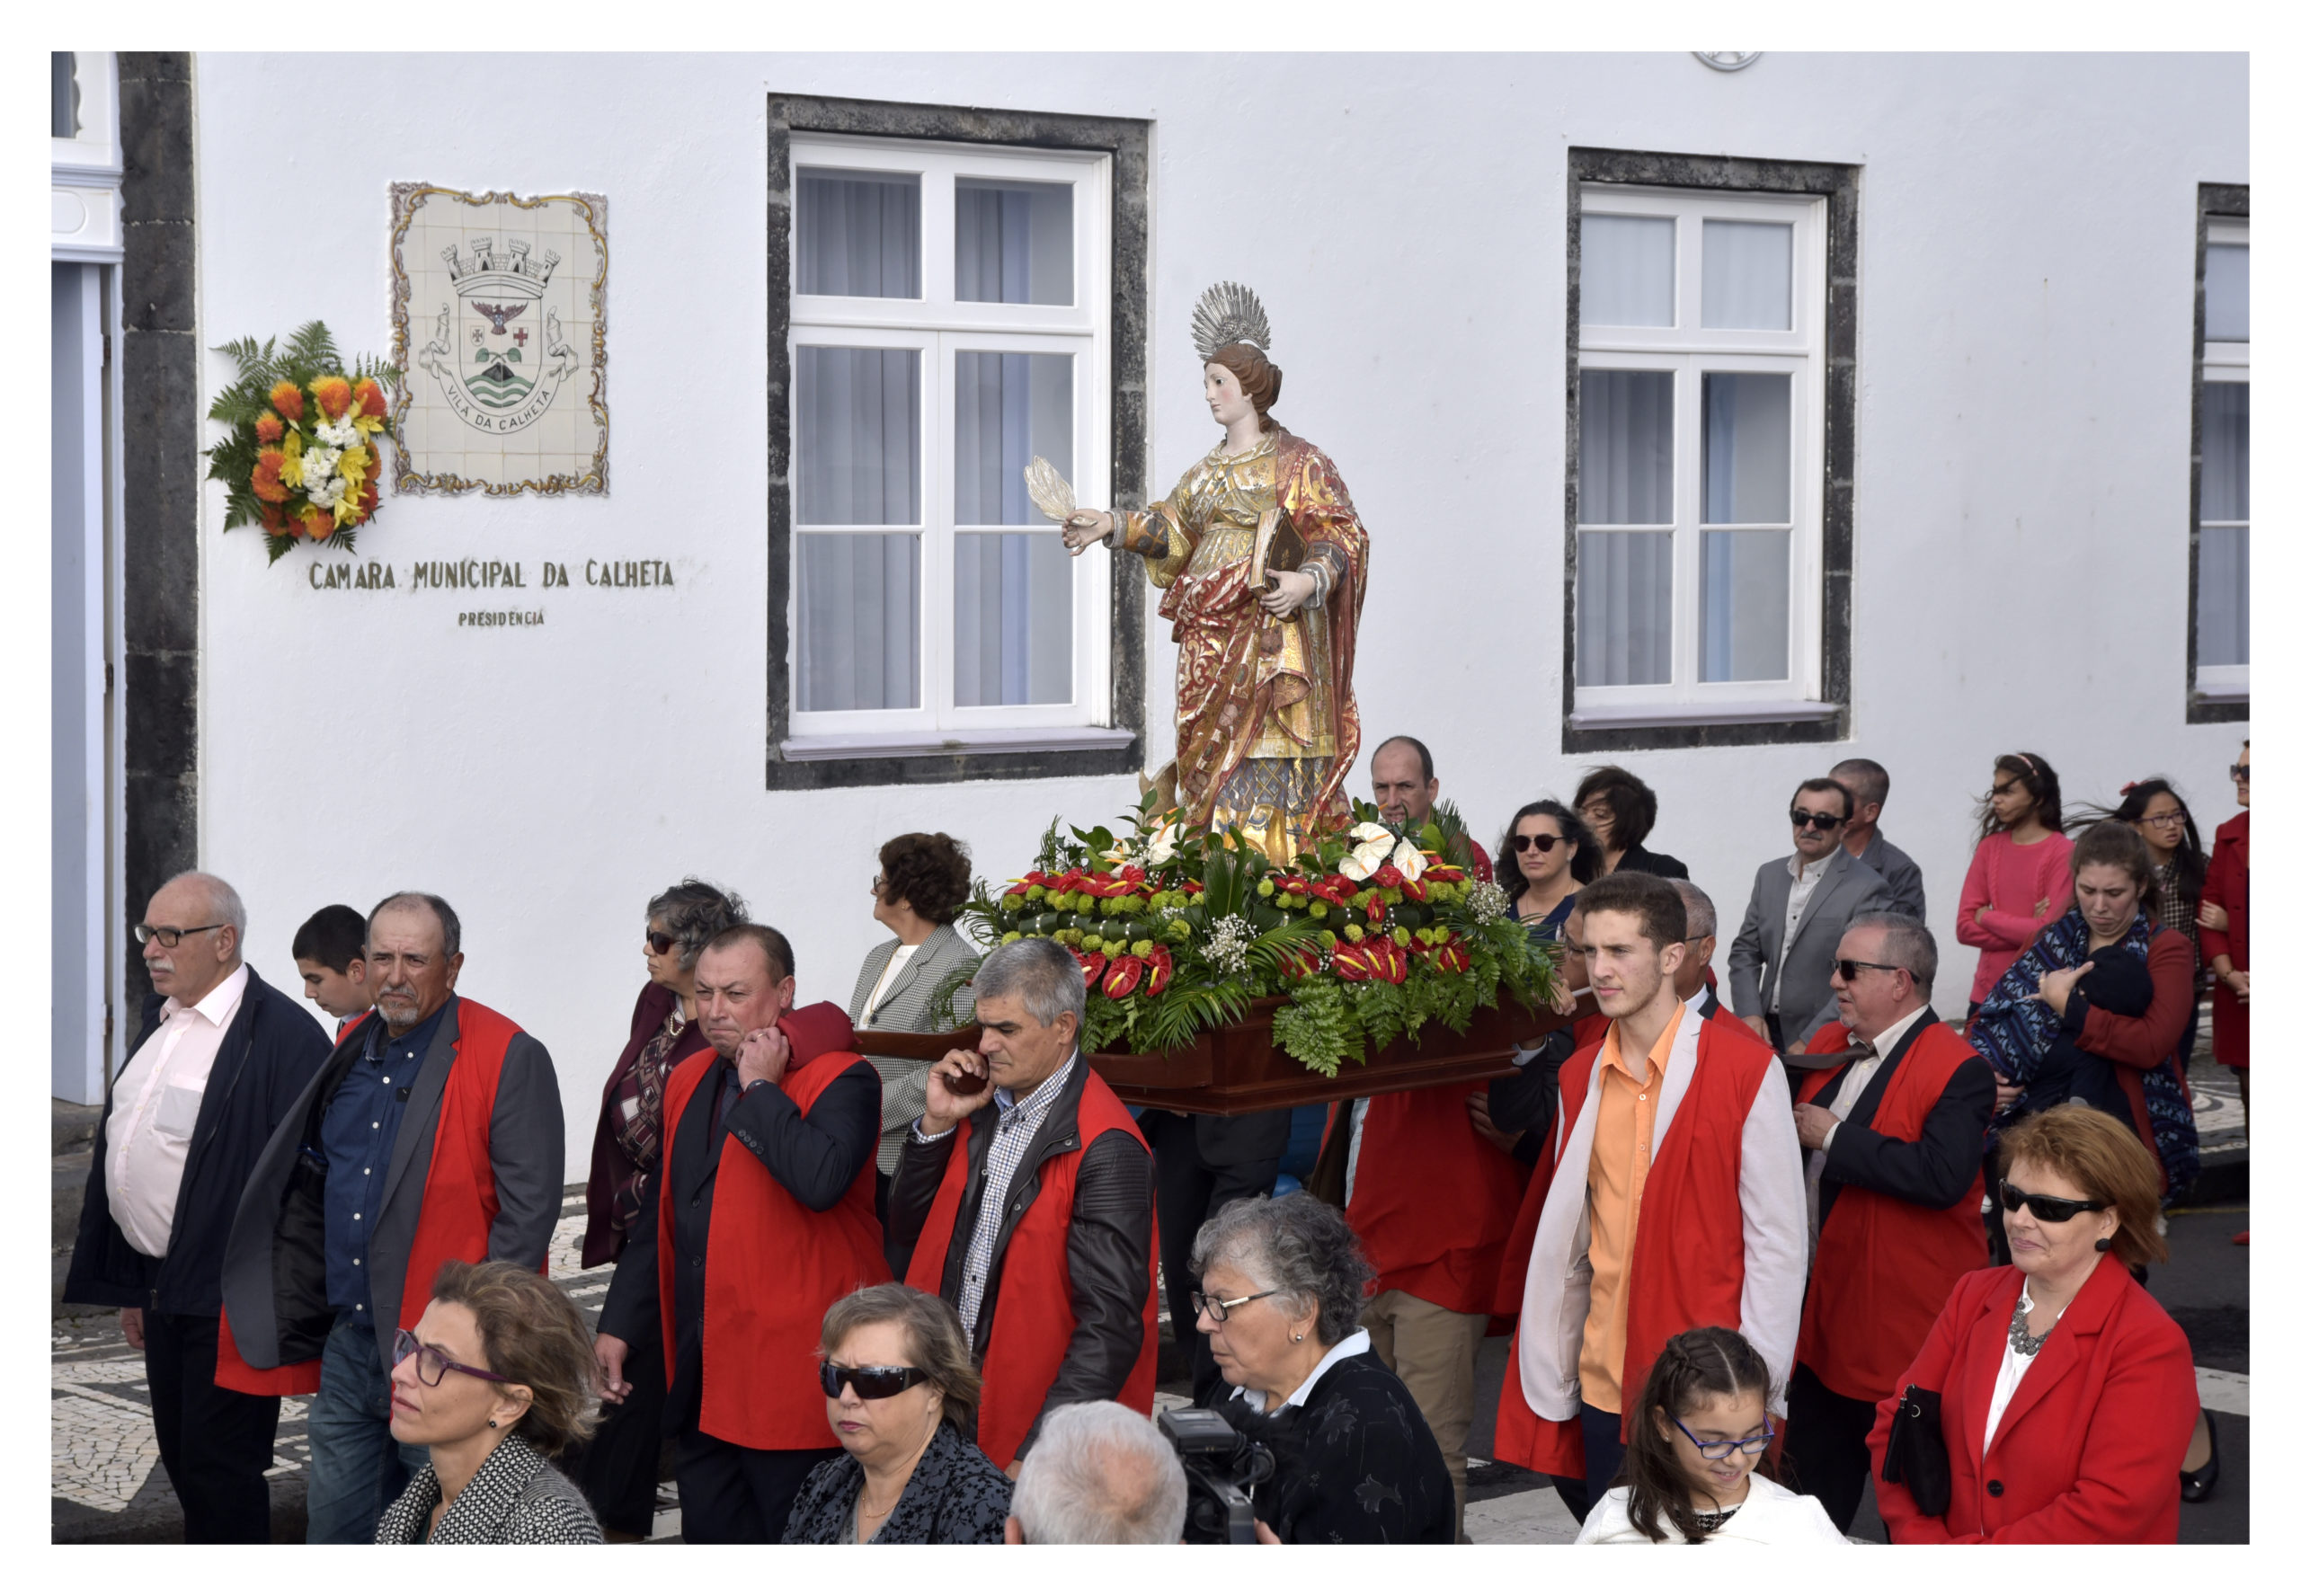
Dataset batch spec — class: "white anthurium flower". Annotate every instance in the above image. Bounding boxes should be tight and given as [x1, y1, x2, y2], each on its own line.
[1351, 838, 1392, 874]
[1390, 839, 1428, 881]
[1350, 820, 1394, 845]
[1100, 838, 1133, 868]
[1144, 822, 1181, 867]
[1337, 853, 1374, 882]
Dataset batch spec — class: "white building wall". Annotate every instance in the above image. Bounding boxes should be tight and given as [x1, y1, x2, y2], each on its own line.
[190, 52, 2249, 1168]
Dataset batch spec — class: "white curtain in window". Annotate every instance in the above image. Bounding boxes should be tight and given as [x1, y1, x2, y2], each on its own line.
[1700, 373, 1791, 681]
[1701, 221, 1792, 331]
[796, 347, 921, 711]
[1578, 532, 1673, 686]
[2204, 244, 2249, 341]
[797, 169, 920, 298]
[797, 347, 920, 526]
[1702, 374, 1790, 523]
[1579, 370, 1672, 525]
[953, 350, 1074, 705]
[2199, 382, 2249, 667]
[1701, 531, 1790, 681]
[796, 534, 920, 711]
[955, 180, 1073, 306]
[1582, 215, 1675, 328]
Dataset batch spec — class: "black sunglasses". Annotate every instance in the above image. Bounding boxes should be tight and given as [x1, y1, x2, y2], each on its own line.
[645, 930, 677, 954]
[1789, 807, 1844, 830]
[2231, 764, 2251, 783]
[819, 1361, 929, 1401]
[1512, 832, 1566, 854]
[1834, 958, 1903, 982]
[1999, 1181, 2110, 1226]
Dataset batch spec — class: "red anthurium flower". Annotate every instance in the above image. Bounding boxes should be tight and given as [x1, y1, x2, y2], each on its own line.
[1079, 950, 1108, 987]
[1365, 896, 1386, 926]
[1399, 877, 1428, 902]
[1276, 876, 1310, 895]
[1102, 954, 1146, 999]
[1120, 864, 1146, 883]
[1146, 945, 1173, 996]
[1374, 864, 1403, 888]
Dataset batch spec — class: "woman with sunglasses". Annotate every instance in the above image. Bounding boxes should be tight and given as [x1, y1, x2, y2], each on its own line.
[576, 877, 744, 1538]
[1575, 1326, 1842, 1544]
[1497, 800, 1600, 935]
[376, 1261, 602, 1544]
[1193, 1193, 1453, 1544]
[1956, 751, 2074, 1009]
[781, 1284, 1011, 1545]
[1869, 1104, 2197, 1543]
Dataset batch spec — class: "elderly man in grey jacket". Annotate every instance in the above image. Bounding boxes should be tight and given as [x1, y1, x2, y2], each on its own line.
[219, 891, 563, 1544]
[1728, 778, 1888, 1051]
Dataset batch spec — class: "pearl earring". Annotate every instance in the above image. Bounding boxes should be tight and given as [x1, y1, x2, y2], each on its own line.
[1293, 1332, 1305, 1343]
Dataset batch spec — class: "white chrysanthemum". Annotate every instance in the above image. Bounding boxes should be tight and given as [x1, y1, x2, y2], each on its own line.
[305, 474, 342, 509]
[1204, 913, 1255, 976]
[1349, 820, 1393, 845]
[303, 445, 341, 479]
[1390, 840, 1427, 881]
[1465, 879, 1508, 926]
[316, 416, 360, 449]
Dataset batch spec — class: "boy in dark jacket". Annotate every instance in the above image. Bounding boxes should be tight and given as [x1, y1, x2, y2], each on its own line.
[66, 872, 333, 1542]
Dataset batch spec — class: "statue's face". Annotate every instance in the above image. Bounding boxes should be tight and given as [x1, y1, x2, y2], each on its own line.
[1204, 361, 1257, 430]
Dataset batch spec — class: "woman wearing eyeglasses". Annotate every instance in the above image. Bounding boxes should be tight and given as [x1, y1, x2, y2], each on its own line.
[1869, 1104, 2197, 1543]
[1575, 1326, 1843, 1544]
[780, 1284, 1011, 1545]
[1193, 1193, 1453, 1544]
[375, 1261, 602, 1544]
[1955, 751, 2074, 1009]
[848, 833, 982, 1223]
[1497, 800, 1601, 935]
[576, 877, 744, 1538]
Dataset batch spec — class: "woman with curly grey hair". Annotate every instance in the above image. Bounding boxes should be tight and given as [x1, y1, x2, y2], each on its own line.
[576, 876, 746, 1536]
[1192, 1193, 1453, 1544]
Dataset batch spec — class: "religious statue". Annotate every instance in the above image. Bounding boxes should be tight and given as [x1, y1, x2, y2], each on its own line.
[1052, 283, 1370, 865]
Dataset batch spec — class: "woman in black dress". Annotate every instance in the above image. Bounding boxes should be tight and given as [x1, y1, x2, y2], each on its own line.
[1573, 766, 1688, 879]
[1192, 1193, 1453, 1544]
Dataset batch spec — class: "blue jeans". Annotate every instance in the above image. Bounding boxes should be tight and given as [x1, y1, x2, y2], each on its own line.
[305, 1317, 431, 1544]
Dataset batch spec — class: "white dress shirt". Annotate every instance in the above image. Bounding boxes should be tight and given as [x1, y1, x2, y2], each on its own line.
[1771, 847, 1839, 1014]
[104, 963, 250, 1257]
[861, 941, 920, 1028]
[1984, 1285, 2044, 1452]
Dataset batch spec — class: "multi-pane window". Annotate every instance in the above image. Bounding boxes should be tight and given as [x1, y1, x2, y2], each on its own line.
[787, 137, 1110, 740]
[2196, 216, 2248, 696]
[1573, 188, 1826, 711]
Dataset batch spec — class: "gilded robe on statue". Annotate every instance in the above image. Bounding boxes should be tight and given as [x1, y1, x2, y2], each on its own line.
[1111, 428, 1368, 864]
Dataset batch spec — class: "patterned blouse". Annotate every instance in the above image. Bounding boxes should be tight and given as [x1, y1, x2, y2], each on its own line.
[780, 1420, 1013, 1545]
[374, 1434, 602, 1545]
[1216, 1349, 1454, 1544]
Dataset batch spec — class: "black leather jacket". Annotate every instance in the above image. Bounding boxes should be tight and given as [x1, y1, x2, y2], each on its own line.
[884, 1059, 1154, 1458]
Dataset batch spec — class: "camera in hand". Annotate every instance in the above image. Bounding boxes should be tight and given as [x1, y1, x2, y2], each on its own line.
[1158, 1405, 1275, 1544]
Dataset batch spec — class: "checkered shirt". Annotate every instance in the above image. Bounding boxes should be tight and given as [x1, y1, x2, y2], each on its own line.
[929, 1055, 1077, 1340]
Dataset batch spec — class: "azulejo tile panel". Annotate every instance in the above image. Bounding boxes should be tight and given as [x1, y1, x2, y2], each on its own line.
[389, 182, 609, 497]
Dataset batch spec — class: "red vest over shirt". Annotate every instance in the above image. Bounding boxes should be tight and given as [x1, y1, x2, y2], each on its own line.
[1341, 1081, 1530, 1315]
[1793, 1020, 1988, 1405]
[1493, 1019, 1774, 1475]
[903, 1067, 1158, 1468]
[215, 999, 527, 1396]
[657, 1008, 889, 1450]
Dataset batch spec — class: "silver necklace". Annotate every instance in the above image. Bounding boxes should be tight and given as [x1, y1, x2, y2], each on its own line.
[2008, 1288, 2057, 1357]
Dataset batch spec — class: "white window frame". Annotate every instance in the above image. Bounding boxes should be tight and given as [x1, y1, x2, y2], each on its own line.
[786, 134, 1112, 747]
[51, 50, 122, 263]
[1573, 186, 1827, 720]
[2195, 215, 2248, 702]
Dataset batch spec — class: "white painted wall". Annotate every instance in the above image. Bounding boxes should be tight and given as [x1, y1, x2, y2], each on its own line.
[189, 52, 2249, 1166]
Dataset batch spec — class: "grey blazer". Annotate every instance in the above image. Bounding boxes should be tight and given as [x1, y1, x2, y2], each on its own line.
[220, 993, 564, 1372]
[847, 923, 981, 1176]
[1849, 829, 1927, 922]
[1728, 850, 1888, 1046]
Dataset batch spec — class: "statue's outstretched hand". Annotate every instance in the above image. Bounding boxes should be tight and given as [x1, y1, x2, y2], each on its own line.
[1062, 510, 1114, 554]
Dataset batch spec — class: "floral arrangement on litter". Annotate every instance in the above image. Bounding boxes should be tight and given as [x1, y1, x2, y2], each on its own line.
[205, 322, 400, 563]
[954, 798, 1558, 1077]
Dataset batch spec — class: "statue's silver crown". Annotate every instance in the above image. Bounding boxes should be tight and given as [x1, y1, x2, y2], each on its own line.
[1191, 280, 1272, 361]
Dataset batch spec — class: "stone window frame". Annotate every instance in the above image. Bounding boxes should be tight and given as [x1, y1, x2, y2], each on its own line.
[2188, 182, 2248, 724]
[764, 94, 1150, 793]
[1561, 146, 1859, 755]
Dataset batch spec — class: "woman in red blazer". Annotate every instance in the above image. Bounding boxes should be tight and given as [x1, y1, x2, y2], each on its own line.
[1869, 1104, 2197, 1543]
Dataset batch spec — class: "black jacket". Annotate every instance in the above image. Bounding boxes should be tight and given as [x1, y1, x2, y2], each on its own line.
[1813, 1011, 1997, 1230]
[781, 1420, 1012, 1544]
[66, 966, 333, 1317]
[1613, 842, 1689, 880]
[1217, 1348, 1454, 1544]
[884, 1059, 1155, 1456]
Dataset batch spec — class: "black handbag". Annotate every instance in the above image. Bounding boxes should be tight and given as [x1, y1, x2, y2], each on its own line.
[1880, 1384, 1952, 1517]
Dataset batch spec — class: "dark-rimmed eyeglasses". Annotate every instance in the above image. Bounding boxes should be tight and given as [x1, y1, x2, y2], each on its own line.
[1671, 1413, 1776, 1461]
[1999, 1181, 2110, 1225]
[2137, 811, 2188, 829]
[134, 923, 225, 948]
[1512, 832, 1566, 855]
[1191, 1288, 1280, 1324]
[392, 1327, 508, 1388]
[1834, 958, 1903, 983]
[1789, 808, 1844, 831]
[819, 1361, 929, 1401]
[645, 930, 677, 954]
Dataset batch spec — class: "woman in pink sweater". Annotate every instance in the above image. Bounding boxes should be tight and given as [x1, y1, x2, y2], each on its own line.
[1958, 751, 2074, 1006]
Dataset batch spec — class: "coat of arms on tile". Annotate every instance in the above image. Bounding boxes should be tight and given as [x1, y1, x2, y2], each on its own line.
[388, 183, 609, 496]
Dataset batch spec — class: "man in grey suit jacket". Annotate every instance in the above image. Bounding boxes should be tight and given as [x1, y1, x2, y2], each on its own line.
[220, 892, 563, 1543]
[1729, 779, 1888, 1050]
[1831, 758, 1926, 921]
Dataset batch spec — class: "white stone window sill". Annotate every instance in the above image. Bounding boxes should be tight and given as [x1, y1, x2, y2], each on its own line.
[779, 726, 1136, 763]
[1567, 699, 1839, 732]
[2192, 681, 2250, 705]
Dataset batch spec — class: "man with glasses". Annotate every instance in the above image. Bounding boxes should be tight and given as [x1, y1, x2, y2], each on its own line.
[66, 872, 333, 1542]
[218, 891, 564, 1543]
[593, 923, 888, 1544]
[1729, 777, 1887, 1052]
[1778, 913, 1993, 1533]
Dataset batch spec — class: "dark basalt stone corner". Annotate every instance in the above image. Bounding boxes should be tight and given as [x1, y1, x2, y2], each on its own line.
[763, 740, 1143, 794]
[115, 52, 192, 83]
[118, 75, 193, 226]
[121, 219, 195, 332]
